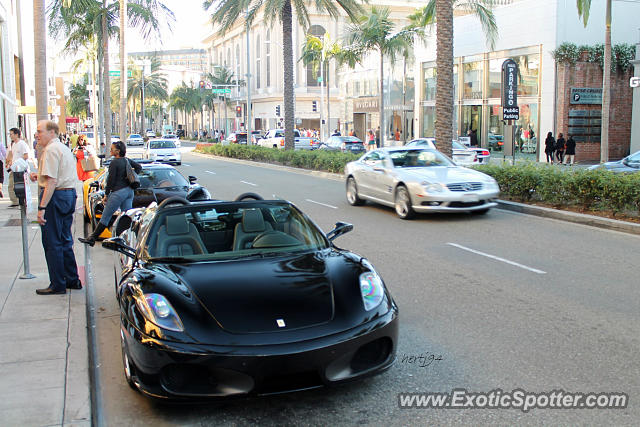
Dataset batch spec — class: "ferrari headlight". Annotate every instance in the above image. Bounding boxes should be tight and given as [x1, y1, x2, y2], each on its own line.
[135, 293, 184, 332]
[360, 272, 384, 311]
[423, 182, 445, 193]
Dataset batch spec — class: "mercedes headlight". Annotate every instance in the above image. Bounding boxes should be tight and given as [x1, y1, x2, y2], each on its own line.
[486, 179, 500, 190]
[135, 293, 184, 332]
[422, 182, 445, 193]
[360, 272, 385, 311]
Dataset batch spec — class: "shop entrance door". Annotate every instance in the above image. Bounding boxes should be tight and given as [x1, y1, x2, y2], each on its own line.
[353, 113, 366, 140]
[461, 105, 482, 147]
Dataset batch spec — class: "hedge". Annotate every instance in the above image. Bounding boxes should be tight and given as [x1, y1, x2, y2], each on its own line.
[195, 144, 360, 174]
[475, 163, 640, 215]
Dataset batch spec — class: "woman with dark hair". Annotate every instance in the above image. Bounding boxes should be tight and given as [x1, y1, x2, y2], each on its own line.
[79, 141, 141, 246]
[555, 133, 565, 164]
[544, 132, 556, 163]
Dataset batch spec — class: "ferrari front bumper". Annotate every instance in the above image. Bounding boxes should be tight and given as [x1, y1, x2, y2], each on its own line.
[121, 308, 398, 400]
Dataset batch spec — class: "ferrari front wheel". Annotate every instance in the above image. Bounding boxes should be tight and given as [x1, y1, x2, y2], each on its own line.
[120, 329, 138, 391]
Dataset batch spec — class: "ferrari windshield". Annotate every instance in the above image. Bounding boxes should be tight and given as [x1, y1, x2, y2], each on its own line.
[390, 149, 454, 168]
[139, 168, 189, 189]
[145, 201, 329, 261]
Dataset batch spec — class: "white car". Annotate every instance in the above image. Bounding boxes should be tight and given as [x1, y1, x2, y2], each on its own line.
[161, 134, 181, 147]
[127, 134, 144, 146]
[146, 130, 156, 138]
[344, 147, 500, 219]
[258, 129, 301, 149]
[144, 138, 182, 165]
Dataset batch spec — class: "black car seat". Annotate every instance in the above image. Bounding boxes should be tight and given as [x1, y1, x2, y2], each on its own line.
[156, 214, 206, 256]
[232, 209, 272, 250]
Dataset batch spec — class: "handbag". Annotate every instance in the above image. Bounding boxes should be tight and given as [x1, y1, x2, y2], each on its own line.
[80, 150, 99, 172]
[124, 158, 140, 189]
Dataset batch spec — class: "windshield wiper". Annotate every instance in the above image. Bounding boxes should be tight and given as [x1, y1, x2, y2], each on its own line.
[147, 256, 193, 264]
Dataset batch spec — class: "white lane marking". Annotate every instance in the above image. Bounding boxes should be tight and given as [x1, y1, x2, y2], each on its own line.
[240, 180, 257, 186]
[447, 243, 546, 274]
[181, 163, 191, 167]
[205, 170, 216, 175]
[306, 199, 338, 209]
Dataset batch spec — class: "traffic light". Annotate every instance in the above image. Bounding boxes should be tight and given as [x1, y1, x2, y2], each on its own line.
[199, 80, 205, 92]
[275, 105, 281, 116]
[235, 105, 242, 117]
[312, 101, 317, 112]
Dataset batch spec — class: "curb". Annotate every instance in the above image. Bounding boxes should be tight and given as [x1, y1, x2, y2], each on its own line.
[192, 151, 640, 236]
[495, 200, 640, 235]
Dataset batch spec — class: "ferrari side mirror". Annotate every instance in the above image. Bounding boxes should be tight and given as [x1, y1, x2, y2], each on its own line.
[102, 237, 136, 258]
[327, 222, 353, 242]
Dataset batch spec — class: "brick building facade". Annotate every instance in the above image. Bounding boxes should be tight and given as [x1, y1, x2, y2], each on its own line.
[556, 58, 634, 162]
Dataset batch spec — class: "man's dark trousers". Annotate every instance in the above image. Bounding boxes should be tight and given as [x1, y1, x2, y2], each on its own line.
[41, 189, 79, 292]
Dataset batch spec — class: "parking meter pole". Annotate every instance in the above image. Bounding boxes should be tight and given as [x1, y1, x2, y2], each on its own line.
[19, 203, 35, 280]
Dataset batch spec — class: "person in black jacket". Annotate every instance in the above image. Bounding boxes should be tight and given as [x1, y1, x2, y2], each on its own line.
[564, 135, 576, 165]
[544, 132, 555, 163]
[79, 141, 141, 246]
[555, 133, 565, 164]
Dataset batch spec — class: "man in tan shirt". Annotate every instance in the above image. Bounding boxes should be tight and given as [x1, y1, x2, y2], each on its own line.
[31, 120, 81, 295]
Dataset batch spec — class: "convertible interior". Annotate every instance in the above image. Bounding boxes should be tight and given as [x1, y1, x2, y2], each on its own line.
[145, 203, 326, 259]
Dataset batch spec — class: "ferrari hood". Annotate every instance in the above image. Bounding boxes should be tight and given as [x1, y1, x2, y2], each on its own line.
[176, 252, 334, 334]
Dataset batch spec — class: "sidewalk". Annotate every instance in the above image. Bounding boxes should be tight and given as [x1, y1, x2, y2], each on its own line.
[0, 182, 91, 426]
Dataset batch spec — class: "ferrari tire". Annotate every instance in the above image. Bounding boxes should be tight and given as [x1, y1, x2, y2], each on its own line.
[120, 330, 138, 391]
[346, 177, 365, 206]
[394, 185, 415, 220]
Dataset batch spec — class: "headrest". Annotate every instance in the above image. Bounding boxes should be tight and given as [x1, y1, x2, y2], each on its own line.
[242, 209, 266, 233]
[165, 214, 189, 236]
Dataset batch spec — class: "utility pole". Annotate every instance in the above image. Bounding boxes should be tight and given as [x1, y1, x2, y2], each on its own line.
[119, 0, 127, 141]
[246, 6, 252, 137]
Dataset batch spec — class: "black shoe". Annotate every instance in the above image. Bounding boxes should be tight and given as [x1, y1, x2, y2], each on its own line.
[36, 287, 66, 295]
[66, 279, 83, 290]
[78, 236, 96, 247]
[9, 204, 19, 207]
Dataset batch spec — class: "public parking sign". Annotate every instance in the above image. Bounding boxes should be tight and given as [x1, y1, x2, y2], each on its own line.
[502, 59, 519, 120]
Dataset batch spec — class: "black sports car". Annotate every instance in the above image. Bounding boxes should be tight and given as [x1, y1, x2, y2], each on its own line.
[86, 162, 210, 234]
[103, 194, 398, 399]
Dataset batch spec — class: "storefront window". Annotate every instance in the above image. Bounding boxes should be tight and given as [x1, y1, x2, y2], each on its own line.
[422, 106, 435, 137]
[423, 66, 436, 101]
[461, 105, 482, 145]
[488, 59, 503, 99]
[487, 103, 538, 155]
[513, 54, 539, 96]
[463, 61, 483, 99]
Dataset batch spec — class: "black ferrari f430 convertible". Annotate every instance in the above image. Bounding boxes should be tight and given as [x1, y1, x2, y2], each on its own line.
[103, 193, 399, 400]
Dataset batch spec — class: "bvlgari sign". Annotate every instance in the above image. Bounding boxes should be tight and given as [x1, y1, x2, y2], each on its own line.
[501, 59, 519, 120]
[353, 97, 379, 113]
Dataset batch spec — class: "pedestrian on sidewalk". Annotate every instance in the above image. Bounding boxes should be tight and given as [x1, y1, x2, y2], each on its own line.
[79, 141, 141, 247]
[375, 126, 380, 148]
[73, 137, 95, 181]
[544, 132, 555, 164]
[7, 128, 31, 207]
[555, 133, 565, 164]
[30, 120, 82, 295]
[564, 135, 576, 165]
[0, 141, 6, 198]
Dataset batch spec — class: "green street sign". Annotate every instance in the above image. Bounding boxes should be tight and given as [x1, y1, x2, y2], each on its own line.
[109, 70, 132, 77]
[317, 77, 323, 83]
[212, 88, 232, 94]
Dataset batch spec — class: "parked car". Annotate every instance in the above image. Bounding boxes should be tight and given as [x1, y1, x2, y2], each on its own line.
[161, 133, 181, 147]
[589, 150, 640, 173]
[103, 194, 398, 399]
[488, 134, 504, 151]
[227, 132, 249, 144]
[406, 138, 490, 165]
[176, 129, 185, 138]
[344, 147, 500, 219]
[294, 137, 321, 151]
[320, 136, 366, 154]
[146, 130, 156, 138]
[144, 138, 182, 165]
[127, 134, 144, 146]
[259, 129, 301, 148]
[83, 162, 210, 239]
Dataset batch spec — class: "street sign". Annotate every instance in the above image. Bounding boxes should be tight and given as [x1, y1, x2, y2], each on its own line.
[212, 88, 232, 94]
[317, 77, 323, 83]
[570, 88, 602, 104]
[501, 59, 518, 120]
[108, 70, 132, 77]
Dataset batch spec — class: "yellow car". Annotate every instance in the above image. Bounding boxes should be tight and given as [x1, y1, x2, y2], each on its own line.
[82, 169, 111, 239]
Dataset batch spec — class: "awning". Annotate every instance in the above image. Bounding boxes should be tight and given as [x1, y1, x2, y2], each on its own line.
[17, 105, 54, 114]
[66, 117, 79, 123]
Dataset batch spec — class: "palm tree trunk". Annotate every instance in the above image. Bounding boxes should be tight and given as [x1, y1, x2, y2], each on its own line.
[34, 0, 48, 121]
[379, 52, 385, 147]
[601, 0, 611, 163]
[103, 0, 112, 141]
[282, 1, 295, 150]
[435, 0, 454, 158]
[326, 61, 330, 138]
[119, 0, 128, 140]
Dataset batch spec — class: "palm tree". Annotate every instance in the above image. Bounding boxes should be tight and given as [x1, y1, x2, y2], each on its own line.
[205, 0, 362, 150]
[409, 0, 497, 157]
[67, 76, 91, 119]
[577, 0, 611, 163]
[170, 84, 202, 137]
[34, 0, 48, 120]
[344, 6, 415, 148]
[300, 33, 345, 142]
[205, 66, 245, 138]
[127, 59, 168, 133]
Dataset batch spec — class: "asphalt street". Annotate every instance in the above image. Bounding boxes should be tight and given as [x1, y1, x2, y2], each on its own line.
[88, 144, 640, 425]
